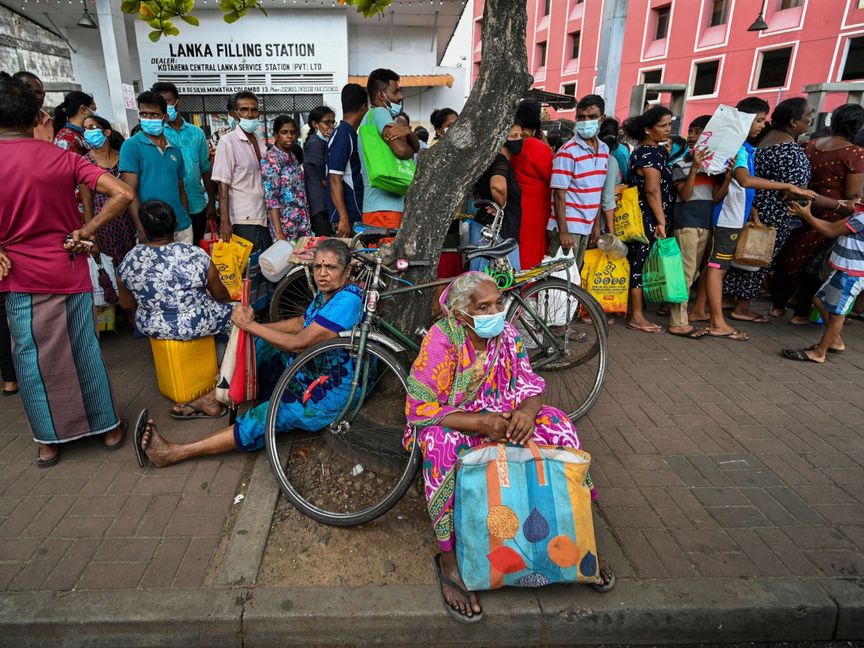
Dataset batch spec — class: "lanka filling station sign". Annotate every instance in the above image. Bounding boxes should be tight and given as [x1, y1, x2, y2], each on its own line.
[135, 10, 347, 95]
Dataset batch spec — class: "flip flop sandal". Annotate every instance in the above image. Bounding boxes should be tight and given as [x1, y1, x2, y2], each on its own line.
[668, 327, 708, 339]
[782, 348, 822, 363]
[2, 388, 18, 397]
[729, 313, 770, 324]
[168, 405, 228, 421]
[788, 320, 815, 327]
[805, 344, 844, 355]
[36, 446, 60, 468]
[433, 554, 483, 624]
[707, 329, 750, 341]
[133, 408, 150, 469]
[592, 563, 616, 593]
[626, 323, 665, 334]
[103, 419, 128, 450]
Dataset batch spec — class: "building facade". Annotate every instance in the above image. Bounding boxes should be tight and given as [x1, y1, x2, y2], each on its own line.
[473, 0, 864, 127]
[8, 0, 469, 137]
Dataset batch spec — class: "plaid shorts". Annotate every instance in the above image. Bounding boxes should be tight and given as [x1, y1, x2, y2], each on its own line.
[816, 270, 864, 315]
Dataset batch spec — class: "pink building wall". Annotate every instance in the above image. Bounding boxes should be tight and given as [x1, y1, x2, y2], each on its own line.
[472, 0, 864, 126]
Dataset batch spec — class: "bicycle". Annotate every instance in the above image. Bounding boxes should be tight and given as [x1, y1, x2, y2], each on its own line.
[264, 215, 608, 526]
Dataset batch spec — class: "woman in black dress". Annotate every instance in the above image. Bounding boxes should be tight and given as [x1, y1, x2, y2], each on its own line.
[723, 98, 813, 322]
[624, 106, 675, 333]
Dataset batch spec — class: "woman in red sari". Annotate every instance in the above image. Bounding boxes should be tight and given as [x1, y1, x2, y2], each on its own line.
[510, 100, 553, 270]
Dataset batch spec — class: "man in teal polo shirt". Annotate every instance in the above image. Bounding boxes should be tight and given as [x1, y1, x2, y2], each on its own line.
[119, 90, 191, 242]
[152, 81, 216, 245]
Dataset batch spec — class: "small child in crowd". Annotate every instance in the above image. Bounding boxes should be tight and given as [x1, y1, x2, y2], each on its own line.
[783, 201, 864, 363]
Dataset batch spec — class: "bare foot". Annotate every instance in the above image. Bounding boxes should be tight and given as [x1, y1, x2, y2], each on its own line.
[789, 316, 811, 325]
[688, 310, 710, 322]
[438, 550, 481, 618]
[140, 420, 181, 468]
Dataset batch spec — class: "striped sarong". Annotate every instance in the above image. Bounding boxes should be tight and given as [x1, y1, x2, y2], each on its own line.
[6, 292, 119, 443]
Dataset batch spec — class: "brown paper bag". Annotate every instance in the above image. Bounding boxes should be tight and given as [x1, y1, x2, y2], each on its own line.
[733, 223, 776, 268]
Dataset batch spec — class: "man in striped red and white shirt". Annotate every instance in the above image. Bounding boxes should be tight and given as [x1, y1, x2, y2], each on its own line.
[549, 95, 609, 268]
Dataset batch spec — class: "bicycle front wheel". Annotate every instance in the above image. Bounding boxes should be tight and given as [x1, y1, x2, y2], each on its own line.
[264, 337, 421, 526]
[269, 266, 314, 322]
[506, 278, 608, 421]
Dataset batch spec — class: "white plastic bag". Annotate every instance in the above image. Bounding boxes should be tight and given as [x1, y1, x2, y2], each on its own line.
[88, 253, 118, 307]
[539, 247, 581, 326]
[694, 105, 756, 175]
[215, 324, 240, 407]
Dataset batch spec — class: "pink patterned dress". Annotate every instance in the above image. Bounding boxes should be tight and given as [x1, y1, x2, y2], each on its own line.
[404, 319, 588, 552]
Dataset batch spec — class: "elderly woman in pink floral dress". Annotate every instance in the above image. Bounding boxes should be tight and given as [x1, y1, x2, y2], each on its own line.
[404, 272, 612, 623]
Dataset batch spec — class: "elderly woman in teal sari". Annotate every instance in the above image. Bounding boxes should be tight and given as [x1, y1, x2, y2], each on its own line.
[404, 272, 613, 623]
[136, 239, 363, 466]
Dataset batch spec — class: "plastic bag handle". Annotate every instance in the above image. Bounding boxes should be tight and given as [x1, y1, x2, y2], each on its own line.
[495, 440, 546, 489]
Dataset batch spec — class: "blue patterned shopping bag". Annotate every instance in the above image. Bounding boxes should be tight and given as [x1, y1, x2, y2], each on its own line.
[455, 441, 601, 591]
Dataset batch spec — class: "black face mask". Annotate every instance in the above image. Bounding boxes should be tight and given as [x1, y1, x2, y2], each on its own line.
[504, 139, 524, 156]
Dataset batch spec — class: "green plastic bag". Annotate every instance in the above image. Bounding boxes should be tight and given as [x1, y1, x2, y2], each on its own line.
[643, 238, 688, 304]
[358, 122, 416, 196]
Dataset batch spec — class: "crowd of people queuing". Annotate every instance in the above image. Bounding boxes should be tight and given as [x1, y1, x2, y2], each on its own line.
[3, 64, 864, 621]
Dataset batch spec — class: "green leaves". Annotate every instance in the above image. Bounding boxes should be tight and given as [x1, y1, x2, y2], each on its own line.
[122, 0, 394, 37]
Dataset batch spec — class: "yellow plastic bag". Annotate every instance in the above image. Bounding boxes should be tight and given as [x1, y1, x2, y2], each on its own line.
[580, 248, 630, 314]
[614, 186, 649, 244]
[212, 234, 253, 300]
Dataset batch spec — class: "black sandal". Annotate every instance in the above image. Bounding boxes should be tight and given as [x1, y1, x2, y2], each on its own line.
[133, 409, 150, 468]
[35, 445, 60, 469]
[668, 327, 708, 339]
[103, 419, 128, 450]
[433, 554, 483, 624]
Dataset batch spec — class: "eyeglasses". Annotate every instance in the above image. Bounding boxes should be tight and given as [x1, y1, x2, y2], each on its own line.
[320, 119, 336, 126]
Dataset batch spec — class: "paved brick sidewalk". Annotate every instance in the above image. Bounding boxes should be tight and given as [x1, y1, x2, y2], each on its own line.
[2, 302, 864, 596]
[0, 333, 250, 592]
[577, 306, 864, 581]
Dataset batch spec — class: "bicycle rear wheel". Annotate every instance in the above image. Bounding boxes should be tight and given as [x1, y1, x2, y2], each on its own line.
[269, 266, 314, 322]
[505, 278, 608, 421]
[264, 337, 420, 526]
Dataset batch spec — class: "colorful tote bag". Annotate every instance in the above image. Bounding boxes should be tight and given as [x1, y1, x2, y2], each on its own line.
[454, 441, 601, 591]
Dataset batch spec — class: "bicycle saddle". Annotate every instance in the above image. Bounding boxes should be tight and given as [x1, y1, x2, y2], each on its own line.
[460, 238, 518, 261]
[354, 227, 400, 246]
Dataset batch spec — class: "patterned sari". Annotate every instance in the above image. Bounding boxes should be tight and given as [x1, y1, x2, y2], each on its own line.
[404, 319, 587, 552]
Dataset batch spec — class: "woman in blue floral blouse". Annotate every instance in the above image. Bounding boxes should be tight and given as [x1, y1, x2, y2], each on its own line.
[261, 116, 312, 241]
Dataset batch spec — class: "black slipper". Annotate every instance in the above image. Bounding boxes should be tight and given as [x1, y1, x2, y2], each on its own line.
[433, 554, 482, 624]
[805, 344, 843, 355]
[36, 446, 60, 468]
[133, 409, 150, 469]
[2, 388, 18, 397]
[782, 348, 823, 363]
[668, 327, 708, 339]
[168, 405, 228, 420]
[103, 419, 128, 450]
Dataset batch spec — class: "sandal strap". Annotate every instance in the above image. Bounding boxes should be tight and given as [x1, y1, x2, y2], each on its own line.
[434, 555, 473, 600]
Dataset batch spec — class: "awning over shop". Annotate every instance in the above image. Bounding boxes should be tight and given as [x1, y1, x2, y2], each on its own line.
[347, 74, 455, 88]
[524, 88, 576, 110]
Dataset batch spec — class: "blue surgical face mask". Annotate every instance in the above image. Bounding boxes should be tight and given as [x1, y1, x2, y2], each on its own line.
[380, 92, 402, 118]
[84, 128, 107, 149]
[140, 118, 165, 137]
[316, 130, 328, 142]
[239, 118, 259, 134]
[227, 116, 237, 130]
[576, 119, 600, 139]
[466, 311, 506, 338]
[166, 104, 178, 121]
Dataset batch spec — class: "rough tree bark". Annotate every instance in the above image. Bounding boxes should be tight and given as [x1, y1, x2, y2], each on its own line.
[388, 0, 532, 336]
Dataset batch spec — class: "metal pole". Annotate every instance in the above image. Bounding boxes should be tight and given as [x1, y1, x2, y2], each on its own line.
[594, 0, 629, 119]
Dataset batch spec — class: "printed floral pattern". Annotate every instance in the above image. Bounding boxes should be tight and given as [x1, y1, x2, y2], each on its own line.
[261, 146, 312, 241]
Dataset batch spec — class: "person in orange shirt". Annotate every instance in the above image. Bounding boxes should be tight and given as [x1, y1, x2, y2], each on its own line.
[13, 71, 53, 142]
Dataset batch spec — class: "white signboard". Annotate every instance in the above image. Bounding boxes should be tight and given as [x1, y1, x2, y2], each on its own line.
[135, 10, 348, 97]
[122, 83, 137, 109]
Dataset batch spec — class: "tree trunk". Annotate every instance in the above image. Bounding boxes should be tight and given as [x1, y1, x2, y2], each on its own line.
[387, 0, 532, 337]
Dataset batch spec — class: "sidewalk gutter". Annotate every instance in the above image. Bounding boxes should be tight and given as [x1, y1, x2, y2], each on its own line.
[1, 577, 859, 648]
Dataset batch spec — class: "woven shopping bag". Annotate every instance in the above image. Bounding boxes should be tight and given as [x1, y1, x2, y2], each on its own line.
[358, 121, 416, 195]
[733, 223, 777, 268]
[613, 186, 649, 244]
[580, 248, 630, 315]
[643, 237, 688, 304]
[454, 441, 601, 591]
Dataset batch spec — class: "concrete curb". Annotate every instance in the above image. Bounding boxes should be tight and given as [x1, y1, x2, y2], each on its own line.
[215, 451, 280, 587]
[1, 577, 860, 648]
